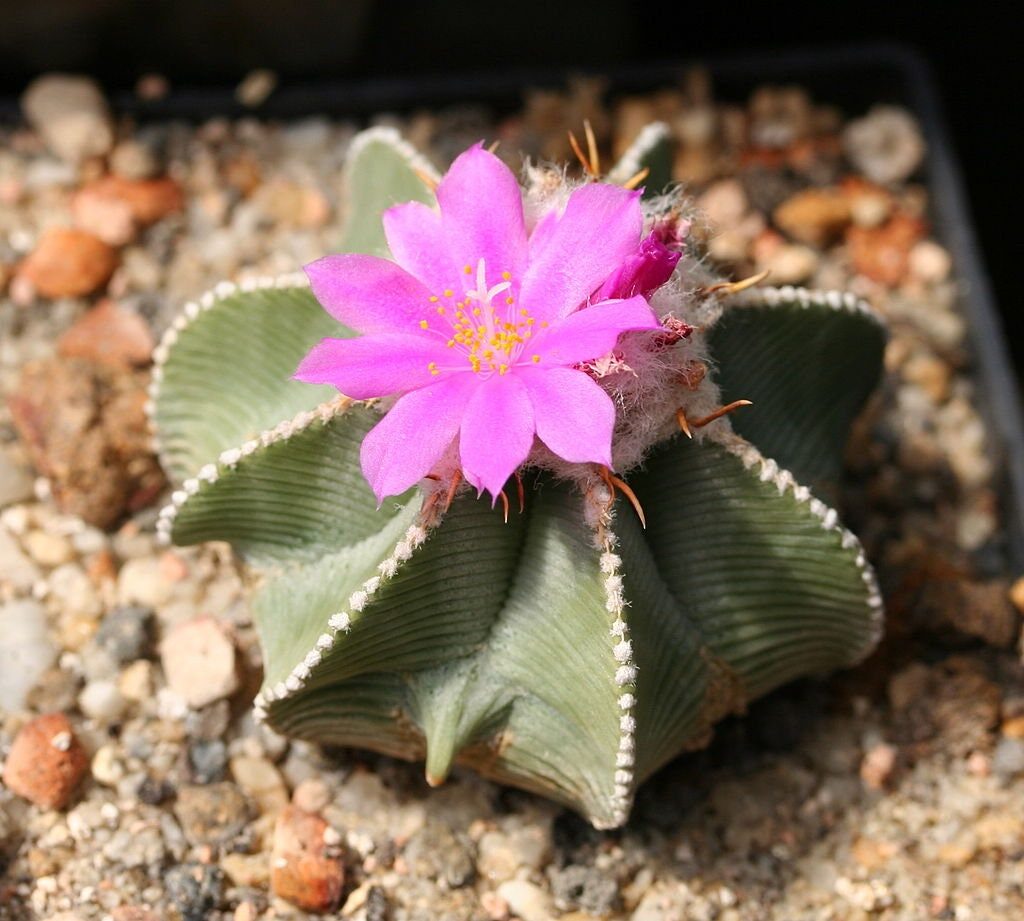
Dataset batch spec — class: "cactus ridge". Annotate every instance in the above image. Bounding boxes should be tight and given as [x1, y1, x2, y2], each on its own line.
[150, 127, 888, 826]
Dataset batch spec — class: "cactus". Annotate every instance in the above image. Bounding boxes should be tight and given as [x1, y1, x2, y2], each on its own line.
[149, 126, 886, 828]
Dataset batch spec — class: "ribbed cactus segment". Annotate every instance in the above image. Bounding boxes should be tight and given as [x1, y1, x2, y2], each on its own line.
[606, 121, 673, 197]
[150, 280, 342, 482]
[707, 287, 886, 494]
[340, 126, 440, 255]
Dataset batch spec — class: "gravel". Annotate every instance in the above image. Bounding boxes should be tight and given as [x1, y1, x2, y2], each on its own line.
[0, 72, 1022, 920]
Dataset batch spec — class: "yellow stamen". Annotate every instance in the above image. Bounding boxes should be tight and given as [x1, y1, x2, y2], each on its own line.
[531, 354, 540, 363]
[419, 319, 429, 329]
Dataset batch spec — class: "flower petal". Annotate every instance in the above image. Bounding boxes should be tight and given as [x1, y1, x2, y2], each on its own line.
[360, 374, 477, 502]
[520, 184, 643, 322]
[304, 254, 432, 335]
[436, 145, 528, 283]
[530, 295, 660, 367]
[519, 367, 615, 467]
[459, 373, 535, 500]
[382, 201, 459, 294]
[293, 334, 452, 400]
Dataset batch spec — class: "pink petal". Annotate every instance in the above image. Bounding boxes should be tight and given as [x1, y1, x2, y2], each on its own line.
[360, 374, 477, 502]
[304, 254, 433, 335]
[459, 373, 535, 500]
[520, 184, 643, 322]
[531, 295, 660, 367]
[293, 334, 452, 400]
[436, 145, 528, 283]
[519, 367, 615, 467]
[382, 201, 459, 295]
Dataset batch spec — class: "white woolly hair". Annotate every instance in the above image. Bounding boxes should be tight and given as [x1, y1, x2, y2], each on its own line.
[512, 166, 727, 488]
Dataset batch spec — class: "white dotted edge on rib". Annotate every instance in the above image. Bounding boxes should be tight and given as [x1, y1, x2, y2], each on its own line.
[153, 396, 351, 547]
[145, 272, 311, 469]
[251, 521, 429, 723]
[596, 524, 639, 830]
[730, 285, 886, 328]
[345, 124, 442, 186]
[711, 429, 885, 657]
[605, 121, 671, 185]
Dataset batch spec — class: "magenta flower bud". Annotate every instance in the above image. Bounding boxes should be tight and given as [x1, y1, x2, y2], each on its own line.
[597, 231, 682, 301]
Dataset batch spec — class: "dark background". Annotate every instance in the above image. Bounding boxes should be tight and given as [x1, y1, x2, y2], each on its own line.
[0, 1, 1018, 368]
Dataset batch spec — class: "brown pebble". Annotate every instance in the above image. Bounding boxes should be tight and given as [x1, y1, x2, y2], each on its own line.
[773, 187, 851, 247]
[57, 299, 154, 369]
[851, 837, 898, 870]
[17, 227, 118, 299]
[1001, 716, 1024, 740]
[847, 212, 926, 287]
[76, 176, 183, 228]
[271, 805, 344, 913]
[1008, 577, 1024, 615]
[2, 713, 89, 810]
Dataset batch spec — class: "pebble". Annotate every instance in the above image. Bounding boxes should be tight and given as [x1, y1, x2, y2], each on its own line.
[90, 743, 125, 786]
[477, 820, 551, 883]
[189, 739, 228, 783]
[118, 659, 155, 702]
[160, 617, 239, 708]
[72, 183, 137, 246]
[230, 755, 289, 816]
[0, 449, 35, 508]
[2, 713, 89, 809]
[78, 679, 127, 723]
[93, 605, 154, 664]
[860, 742, 898, 790]
[110, 139, 160, 180]
[991, 738, 1024, 779]
[16, 227, 119, 299]
[164, 863, 225, 921]
[847, 212, 925, 287]
[57, 300, 155, 369]
[21, 74, 113, 163]
[549, 863, 620, 914]
[221, 852, 270, 888]
[117, 557, 175, 608]
[843, 105, 926, 184]
[772, 187, 851, 246]
[173, 783, 251, 847]
[23, 530, 74, 567]
[75, 175, 184, 228]
[908, 239, 952, 283]
[497, 880, 556, 921]
[0, 599, 57, 710]
[1009, 577, 1024, 615]
[292, 777, 332, 814]
[270, 805, 344, 913]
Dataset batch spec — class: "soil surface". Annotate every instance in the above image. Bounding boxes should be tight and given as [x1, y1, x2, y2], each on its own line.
[1, 72, 1022, 920]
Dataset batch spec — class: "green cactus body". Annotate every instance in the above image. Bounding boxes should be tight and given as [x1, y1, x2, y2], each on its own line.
[149, 126, 886, 828]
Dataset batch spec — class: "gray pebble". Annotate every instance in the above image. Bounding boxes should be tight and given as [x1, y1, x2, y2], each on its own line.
[549, 863, 621, 914]
[93, 605, 154, 664]
[992, 738, 1024, 778]
[164, 863, 225, 921]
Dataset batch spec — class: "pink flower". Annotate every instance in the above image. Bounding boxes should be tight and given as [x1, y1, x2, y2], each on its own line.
[596, 230, 682, 301]
[295, 144, 664, 503]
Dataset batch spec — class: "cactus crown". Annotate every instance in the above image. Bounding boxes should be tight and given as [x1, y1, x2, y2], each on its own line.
[150, 125, 886, 828]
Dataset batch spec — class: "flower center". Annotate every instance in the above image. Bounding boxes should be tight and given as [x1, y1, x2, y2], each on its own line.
[422, 258, 546, 377]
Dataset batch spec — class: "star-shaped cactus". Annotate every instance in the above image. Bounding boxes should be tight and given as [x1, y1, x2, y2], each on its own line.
[150, 127, 885, 827]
